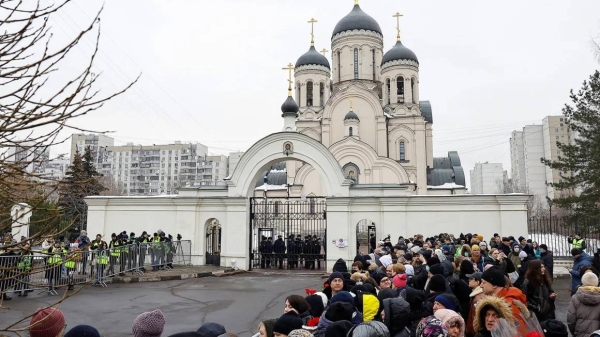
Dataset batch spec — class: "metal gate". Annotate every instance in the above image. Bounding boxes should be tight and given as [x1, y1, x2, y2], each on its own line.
[356, 219, 376, 255]
[249, 196, 327, 271]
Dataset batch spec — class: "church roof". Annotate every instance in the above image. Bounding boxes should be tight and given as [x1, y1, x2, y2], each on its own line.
[427, 151, 465, 187]
[344, 111, 359, 121]
[420, 101, 433, 123]
[296, 46, 330, 69]
[255, 163, 287, 187]
[332, 4, 382, 38]
[382, 41, 418, 65]
[281, 96, 299, 115]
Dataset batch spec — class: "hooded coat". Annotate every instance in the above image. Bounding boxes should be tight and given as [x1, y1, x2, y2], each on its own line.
[473, 296, 514, 337]
[570, 252, 593, 295]
[382, 298, 411, 337]
[434, 309, 465, 337]
[355, 292, 380, 323]
[567, 285, 600, 337]
[466, 287, 485, 337]
[400, 287, 426, 337]
[333, 258, 349, 273]
[495, 287, 531, 337]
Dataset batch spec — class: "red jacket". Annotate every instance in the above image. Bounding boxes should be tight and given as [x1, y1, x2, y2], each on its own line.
[497, 287, 529, 337]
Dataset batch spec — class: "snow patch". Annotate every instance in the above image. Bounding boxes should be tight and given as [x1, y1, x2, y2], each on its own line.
[384, 112, 394, 119]
[255, 183, 288, 191]
[427, 183, 465, 189]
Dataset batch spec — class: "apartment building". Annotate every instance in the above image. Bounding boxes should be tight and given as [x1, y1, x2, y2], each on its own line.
[509, 131, 526, 192]
[70, 134, 114, 164]
[470, 162, 506, 194]
[4, 143, 49, 174]
[542, 116, 571, 199]
[227, 151, 245, 177]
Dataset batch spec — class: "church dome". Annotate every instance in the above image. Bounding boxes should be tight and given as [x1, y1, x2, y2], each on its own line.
[281, 96, 299, 115]
[344, 111, 359, 121]
[295, 46, 330, 69]
[332, 4, 382, 38]
[382, 41, 418, 65]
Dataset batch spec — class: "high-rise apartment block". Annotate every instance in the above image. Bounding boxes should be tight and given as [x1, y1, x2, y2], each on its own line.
[510, 116, 571, 207]
[470, 162, 506, 194]
[70, 134, 115, 164]
[4, 143, 49, 174]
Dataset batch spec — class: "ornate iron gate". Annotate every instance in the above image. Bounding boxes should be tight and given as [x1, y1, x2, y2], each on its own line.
[249, 196, 327, 271]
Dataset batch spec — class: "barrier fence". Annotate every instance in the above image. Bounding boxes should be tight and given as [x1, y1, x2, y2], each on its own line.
[528, 216, 600, 258]
[0, 240, 192, 297]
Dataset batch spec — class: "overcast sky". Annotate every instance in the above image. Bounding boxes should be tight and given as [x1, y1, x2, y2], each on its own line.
[47, 0, 600, 189]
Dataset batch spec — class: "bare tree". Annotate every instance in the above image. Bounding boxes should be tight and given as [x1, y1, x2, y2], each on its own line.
[0, 0, 135, 328]
[99, 174, 126, 196]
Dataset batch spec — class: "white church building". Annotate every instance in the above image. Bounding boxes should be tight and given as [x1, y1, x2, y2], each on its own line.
[86, 3, 529, 271]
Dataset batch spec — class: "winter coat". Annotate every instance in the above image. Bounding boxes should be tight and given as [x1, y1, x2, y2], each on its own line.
[533, 247, 541, 259]
[540, 250, 554, 279]
[571, 253, 593, 295]
[473, 295, 515, 337]
[441, 259, 454, 277]
[496, 287, 531, 337]
[332, 258, 348, 273]
[509, 251, 521, 271]
[382, 298, 411, 337]
[400, 287, 426, 337]
[568, 286, 600, 337]
[355, 292, 379, 322]
[423, 291, 447, 318]
[498, 243, 511, 256]
[472, 255, 493, 273]
[466, 287, 484, 337]
[520, 279, 555, 322]
[411, 264, 428, 291]
[448, 276, 471, 321]
[273, 239, 286, 254]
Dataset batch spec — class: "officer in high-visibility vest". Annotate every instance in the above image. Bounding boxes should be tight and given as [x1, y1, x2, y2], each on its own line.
[107, 233, 122, 276]
[568, 232, 587, 251]
[95, 249, 109, 282]
[151, 233, 163, 271]
[138, 232, 150, 272]
[65, 249, 79, 290]
[45, 240, 66, 291]
[119, 233, 129, 276]
[16, 242, 33, 297]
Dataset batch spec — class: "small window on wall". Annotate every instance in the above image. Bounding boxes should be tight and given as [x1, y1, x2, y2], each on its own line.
[354, 48, 359, 79]
[349, 127, 353, 136]
[306, 81, 313, 107]
[386, 79, 391, 105]
[399, 142, 406, 160]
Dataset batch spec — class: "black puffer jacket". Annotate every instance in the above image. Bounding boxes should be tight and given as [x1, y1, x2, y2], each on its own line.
[383, 298, 411, 337]
[411, 264, 428, 290]
[400, 287, 426, 337]
[521, 279, 555, 322]
[541, 251, 554, 279]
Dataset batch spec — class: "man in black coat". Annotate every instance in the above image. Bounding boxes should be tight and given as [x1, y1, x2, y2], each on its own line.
[287, 235, 296, 269]
[259, 236, 267, 268]
[265, 237, 274, 268]
[539, 244, 554, 279]
[273, 235, 285, 269]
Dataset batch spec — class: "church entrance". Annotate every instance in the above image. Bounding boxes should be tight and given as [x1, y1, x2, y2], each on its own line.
[356, 219, 376, 256]
[249, 196, 327, 271]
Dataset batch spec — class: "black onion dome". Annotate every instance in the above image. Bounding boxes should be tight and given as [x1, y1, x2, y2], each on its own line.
[382, 41, 419, 65]
[281, 96, 299, 115]
[332, 5, 382, 38]
[344, 111, 359, 121]
[295, 46, 330, 69]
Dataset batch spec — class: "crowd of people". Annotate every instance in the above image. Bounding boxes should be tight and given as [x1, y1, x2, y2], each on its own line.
[9, 231, 600, 337]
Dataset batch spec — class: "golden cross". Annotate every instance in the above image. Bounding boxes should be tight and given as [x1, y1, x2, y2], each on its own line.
[393, 12, 403, 41]
[308, 18, 318, 46]
[320, 48, 329, 56]
[282, 63, 295, 96]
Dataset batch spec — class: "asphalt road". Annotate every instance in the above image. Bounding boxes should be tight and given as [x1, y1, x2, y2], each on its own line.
[0, 274, 323, 337]
[0, 274, 572, 337]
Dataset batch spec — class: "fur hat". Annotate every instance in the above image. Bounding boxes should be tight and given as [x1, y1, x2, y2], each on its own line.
[30, 307, 66, 337]
[416, 316, 448, 337]
[582, 272, 599, 287]
[481, 266, 505, 287]
[65, 325, 101, 337]
[133, 309, 165, 337]
[429, 274, 447, 293]
[273, 312, 303, 336]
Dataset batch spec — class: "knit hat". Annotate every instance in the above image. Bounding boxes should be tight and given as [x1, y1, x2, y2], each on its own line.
[393, 274, 407, 289]
[197, 322, 226, 337]
[133, 309, 165, 337]
[348, 321, 389, 337]
[259, 319, 276, 337]
[429, 274, 447, 293]
[327, 272, 344, 286]
[403, 253, 413, 261]
[65, 325, 100, 337]
[324, 302, 354, 322]
[325, 321, 353, 337]
[416, 316, 449, 337]
[582, 272, 599, 286]
[471, 245, 480, 251]
[273, 312, 303, 336]
[481, 266, 506, 287]
[441, 245, 451, 252]
[540, 319, 569, 337]
[429, 264, 444, 276]
[571, 248, 583, 256]
[29, 307, 66, 337]
[435, 294, 457, 311]
[427, 256, 440, 266]
[330, 291, 355, 306]
[411, 246, 421, 254]
[305, 294, 325, 318]
[479, 241, 487, 248]
[288, 329, 314, 337]
[477, 235, 484, 242]
[518, 251, 528, 259]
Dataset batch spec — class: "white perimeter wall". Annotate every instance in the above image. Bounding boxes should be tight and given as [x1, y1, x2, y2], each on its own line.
[86, 194, 529, 271]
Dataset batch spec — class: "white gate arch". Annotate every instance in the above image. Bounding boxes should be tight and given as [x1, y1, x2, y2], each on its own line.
[225, 132, 352, 197]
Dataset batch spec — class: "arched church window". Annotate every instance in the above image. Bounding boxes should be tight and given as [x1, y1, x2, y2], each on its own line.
[372, 49, 376, 80]
[400, 142, 406, 161]
[386, 79, 391, 105]
[411, 78, 416, 103]
[349, 127, 353, 136]
[337, 51, 341, 82]
[354, 48, 359, 79]
[397, 76, 404, 103]
[306, 81, 313, 107]
[319, 82, 325, 106]
[343, 162, 360, 184]
[296, 83, 301, 106]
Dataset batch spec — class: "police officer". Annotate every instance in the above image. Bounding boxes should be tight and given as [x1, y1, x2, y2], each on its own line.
[568, 233, 587, 251]
[259, 236, 267, 269]
[314, 235, 322, 270]
[287, 235, 295, 269]
[151, 232, 163, 271]
[107, 233, 121, 276]
[273, 235, 285, 269]
[137, 231, 150, 272]
[46, 240, 66, 291]
[1, 233, 17, 300]
[16, 241, 33, 296]
[265, 237, 273, 268]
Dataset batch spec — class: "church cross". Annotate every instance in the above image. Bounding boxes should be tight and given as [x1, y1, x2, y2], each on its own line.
[282, 63, 295, 96]
[320, 48, 329, 56]
[393, 12, 403, 41]
[354, 0, 359, 5]
[308, 18, 318, 46]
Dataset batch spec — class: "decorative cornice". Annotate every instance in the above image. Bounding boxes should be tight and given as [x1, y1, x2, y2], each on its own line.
[381, 59, 419, 71]
[295, 64, 331, 75]
[331, 29, 383, 44]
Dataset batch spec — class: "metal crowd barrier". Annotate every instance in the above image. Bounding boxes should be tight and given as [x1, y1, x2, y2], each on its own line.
[0, 240, 193, 296]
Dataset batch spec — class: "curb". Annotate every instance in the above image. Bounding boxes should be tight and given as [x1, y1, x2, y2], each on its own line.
[110, 268, 234, 283]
